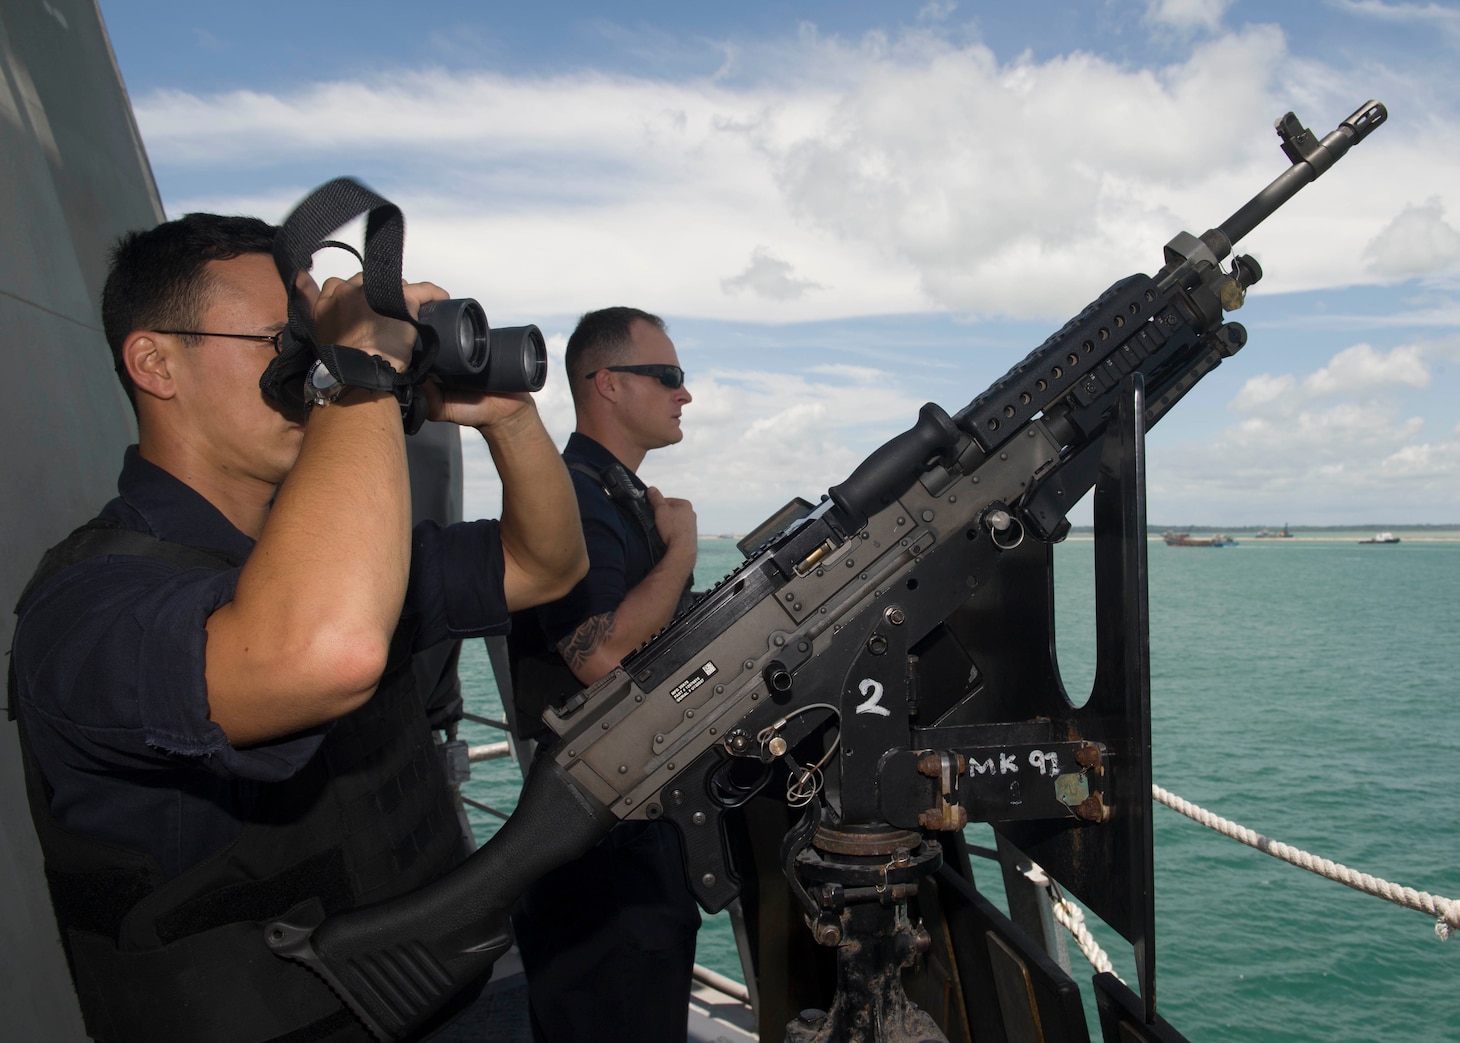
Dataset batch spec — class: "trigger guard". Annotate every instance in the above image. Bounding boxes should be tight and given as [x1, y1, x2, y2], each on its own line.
[708, 756, 773, 810]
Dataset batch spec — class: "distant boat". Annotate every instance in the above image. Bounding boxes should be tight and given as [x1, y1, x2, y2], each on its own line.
[1254, 522, 1293, 538]
[1163, 530, 1238, 547]
[1358, 532, 1401, 544]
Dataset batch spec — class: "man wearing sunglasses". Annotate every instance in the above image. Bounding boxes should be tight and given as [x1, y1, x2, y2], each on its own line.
[508, 306, 700, 1043]
[9, 213, 587, 1042]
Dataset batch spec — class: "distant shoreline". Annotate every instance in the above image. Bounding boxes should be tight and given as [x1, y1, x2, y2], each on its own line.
[701, 530, 1460, 544]
[1104, 525, 1459, 535]
[1047, 536, 1460, 544]
[1071, 530, 1460, 544]
[1145, 535, 1460, 543]
[1143, 526, 1460, 532]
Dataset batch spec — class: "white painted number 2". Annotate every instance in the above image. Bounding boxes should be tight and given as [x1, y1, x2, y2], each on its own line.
[855, 678, 891, 716]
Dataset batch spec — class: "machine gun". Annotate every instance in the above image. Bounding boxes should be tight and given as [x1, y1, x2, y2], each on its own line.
[264, 100, 1386, 1042]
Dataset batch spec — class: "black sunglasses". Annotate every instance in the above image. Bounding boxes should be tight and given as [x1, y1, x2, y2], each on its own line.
[585, 364, 686, 389]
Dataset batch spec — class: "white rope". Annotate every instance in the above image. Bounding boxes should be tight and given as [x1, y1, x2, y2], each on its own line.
[1048, 890, 1120, 979]
[1151, 783, 1460, 942]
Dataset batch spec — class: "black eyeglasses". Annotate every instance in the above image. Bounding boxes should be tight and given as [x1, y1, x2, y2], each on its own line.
[157, 329, 286, 355]
[585, 364, 686, 389]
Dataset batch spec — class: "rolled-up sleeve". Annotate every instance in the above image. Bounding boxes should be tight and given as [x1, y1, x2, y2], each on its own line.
[17, 556, 324, 783]
[406, 518, 509, 646]
[536, 511, 629, 648]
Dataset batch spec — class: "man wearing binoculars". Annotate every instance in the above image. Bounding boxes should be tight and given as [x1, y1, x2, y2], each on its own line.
[9, 212, 587, 1042]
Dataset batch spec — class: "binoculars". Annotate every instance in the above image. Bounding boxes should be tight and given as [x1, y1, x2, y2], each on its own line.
[416, 299, 547, 393]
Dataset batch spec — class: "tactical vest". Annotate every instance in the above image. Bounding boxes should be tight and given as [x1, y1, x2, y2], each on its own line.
[9, 521, 469, 1042]
[508, 460, 693, 740]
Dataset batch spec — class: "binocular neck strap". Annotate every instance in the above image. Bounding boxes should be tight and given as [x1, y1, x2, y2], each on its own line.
[271, 177, 440, 382]
[260, 177, 441, 432]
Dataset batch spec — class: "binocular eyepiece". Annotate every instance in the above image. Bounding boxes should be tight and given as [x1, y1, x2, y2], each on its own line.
[416, 299, 548, 393]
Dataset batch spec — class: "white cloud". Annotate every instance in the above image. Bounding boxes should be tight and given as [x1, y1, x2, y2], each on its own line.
[1333, 0, 1460, 45]
[1364, 197, 1460, 279]
[721, 246, 826, 300]
[646, 368, 925, 532]
[1232, 343, 1430, 418]
[1149, 340, 1458, 523]
[126, 16, 1460, 528]
[137, 19, 1444, 325]
[805, 363, 886, 382]
[1152, 400, 1460, 523]
[1303, 342, 1429, 396]
[917, 2, 959, 25]
[459, 334, 925, 533]
[1143, 0, 1234, 35]
[1230, 372, 1297, 412]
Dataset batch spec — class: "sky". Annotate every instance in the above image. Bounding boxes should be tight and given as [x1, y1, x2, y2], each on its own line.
[96, 0, 1460, 532]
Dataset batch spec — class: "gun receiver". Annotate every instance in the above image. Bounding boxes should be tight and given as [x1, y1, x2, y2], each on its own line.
[264, 100, 1386, 1041]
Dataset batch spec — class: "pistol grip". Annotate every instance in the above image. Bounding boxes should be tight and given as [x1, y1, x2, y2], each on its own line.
[654, 748, 744, 913]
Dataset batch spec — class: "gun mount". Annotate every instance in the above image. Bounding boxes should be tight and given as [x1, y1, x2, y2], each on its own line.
[265, 100, 1386, 1042]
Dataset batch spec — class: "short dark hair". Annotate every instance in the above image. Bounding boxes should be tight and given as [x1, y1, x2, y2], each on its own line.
[101, 212, 278, 410]
[564, 306, 666, 388]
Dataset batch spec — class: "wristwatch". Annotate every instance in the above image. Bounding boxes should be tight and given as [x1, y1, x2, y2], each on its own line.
[304, 347, 403, 408]
[304, 359, 346, 406]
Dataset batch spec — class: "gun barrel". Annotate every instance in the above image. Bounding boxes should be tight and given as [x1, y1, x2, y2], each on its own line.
[1215, 100, 1386, 252]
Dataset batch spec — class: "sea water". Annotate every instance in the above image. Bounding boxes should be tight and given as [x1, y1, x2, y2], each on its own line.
[453, 530, 1460, 1042]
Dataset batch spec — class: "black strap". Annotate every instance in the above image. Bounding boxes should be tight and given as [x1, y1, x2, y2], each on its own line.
[315, 343, 399, 394]
[260, 177, 435, 432]
[567, 461, 695, 616]
[14, 519, 240, 612]
[7, 523, 371, 1040]
[10, 705, 356, 1043]
[9, 519, 241, 722]
[271, 177, 415, 340]
[568, 460, 667, 564]
[67, 906, 353, 1043]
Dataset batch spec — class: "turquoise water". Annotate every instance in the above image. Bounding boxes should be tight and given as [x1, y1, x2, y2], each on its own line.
[455, 531, 1460, 1042]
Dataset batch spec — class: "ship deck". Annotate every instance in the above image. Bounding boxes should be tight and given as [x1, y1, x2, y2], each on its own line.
[429, 947, 759, 1042]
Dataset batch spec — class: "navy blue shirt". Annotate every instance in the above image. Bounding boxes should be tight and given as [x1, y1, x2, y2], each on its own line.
[11, 446, 509, 879]
[510, 434, 703, 1038]
[531, 432, 659, 649]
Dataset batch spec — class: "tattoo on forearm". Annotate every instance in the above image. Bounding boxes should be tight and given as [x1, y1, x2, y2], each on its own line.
[558, 611, 615, 671]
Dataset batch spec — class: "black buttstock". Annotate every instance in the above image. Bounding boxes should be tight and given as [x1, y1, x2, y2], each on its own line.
[265, 756, 616, 1041]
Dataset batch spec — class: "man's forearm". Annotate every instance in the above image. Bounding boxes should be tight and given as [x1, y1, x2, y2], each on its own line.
[559, 544, 695, 686]
[482, 405, 588, 611]
[207, 392, 412, 743]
